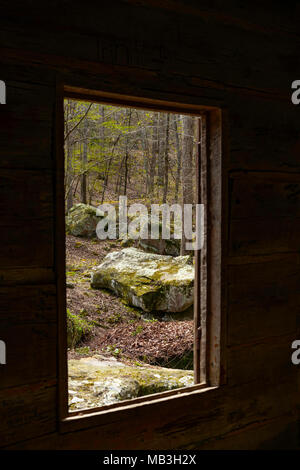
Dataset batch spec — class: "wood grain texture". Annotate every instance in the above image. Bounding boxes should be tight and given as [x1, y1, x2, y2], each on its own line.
[0, 267, 55, 286]
[229, 216, 300, 256]
[228, 255, 300, 346]
[0, 323, 57, 388]
[0, 169, 53, 220]
[0, 0, 299, 450]
[199, 415, 299, 450]
[0, 284, 56, 324]
[5, 377, 297, 450]
[227, 334, 295, 386]
[0, 380, 57, 448]
[230, 173, 300, 219]
[0, 218, 53, 267]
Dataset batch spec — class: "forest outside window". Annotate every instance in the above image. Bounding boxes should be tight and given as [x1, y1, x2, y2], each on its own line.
[58, 89, 223, 421]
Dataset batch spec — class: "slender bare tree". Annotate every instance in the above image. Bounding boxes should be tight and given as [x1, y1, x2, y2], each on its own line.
[181, 115, 195, 255]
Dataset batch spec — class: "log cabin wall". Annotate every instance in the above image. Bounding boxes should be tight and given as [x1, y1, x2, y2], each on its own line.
[0, 0, 300, 449]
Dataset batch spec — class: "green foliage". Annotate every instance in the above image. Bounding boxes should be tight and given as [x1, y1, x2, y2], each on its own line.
[131, 325, 144, 336]
[105, 344, 122, 357]
[64, 98, 197, 209]
[107, 312, 122, 324]
[75, 346, 91, 356]
[134, 361, 143, 367]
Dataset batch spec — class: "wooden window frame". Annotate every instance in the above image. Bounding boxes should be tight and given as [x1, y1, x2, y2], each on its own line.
[55, 84, 226, 433]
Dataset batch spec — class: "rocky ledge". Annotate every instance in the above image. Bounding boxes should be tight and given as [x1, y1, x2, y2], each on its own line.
[68, 355, 194, 411]
[91, 247, 194, 313]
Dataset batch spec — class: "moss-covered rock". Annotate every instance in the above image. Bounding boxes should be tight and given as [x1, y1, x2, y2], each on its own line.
[68, 355, 193, 410]
[66, 203, 104, 238]
[120, 237, 136, 248]
[138, 236, 181, 256]
[67, 309, 93, 348]
[91, 247, 194, 313]
[124, 218, 181, 256]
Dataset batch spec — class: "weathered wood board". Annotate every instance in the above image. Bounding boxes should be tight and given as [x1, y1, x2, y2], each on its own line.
[0, 0, 299, 450]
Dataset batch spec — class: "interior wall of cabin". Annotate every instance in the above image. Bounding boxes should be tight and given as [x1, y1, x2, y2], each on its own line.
[0, 1, 300, 449]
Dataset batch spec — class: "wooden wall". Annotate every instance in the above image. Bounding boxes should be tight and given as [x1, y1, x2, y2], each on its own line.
[0, 0, 300, 449]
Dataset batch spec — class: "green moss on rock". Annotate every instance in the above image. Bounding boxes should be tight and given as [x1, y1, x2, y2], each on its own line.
[124, 219, 181, 256]
[68, 355, 194, 410]
[67, 309, 93, 348]
[91, 248, 194, 313]
[66, 203, 104, 238]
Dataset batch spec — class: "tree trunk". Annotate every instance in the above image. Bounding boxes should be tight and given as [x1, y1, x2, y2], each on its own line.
[174, 116, 182, 203]
[181, 115, 194, 255]
[149, 113, 158, 195]
[162, 114, 170, 204]
[157, 114, 165, 197]
[65, 136, 73, 212]
[141, 125, 150, 195]
[81, 117, 88, 204]
[123, 109, 132, 195]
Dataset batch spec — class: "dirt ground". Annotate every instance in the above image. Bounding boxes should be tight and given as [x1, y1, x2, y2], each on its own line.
[66, 234, 193, 367]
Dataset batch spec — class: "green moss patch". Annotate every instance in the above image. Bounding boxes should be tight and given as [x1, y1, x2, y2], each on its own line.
[67, 308, 93, 348]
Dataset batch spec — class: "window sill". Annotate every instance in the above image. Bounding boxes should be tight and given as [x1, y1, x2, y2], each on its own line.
[59, 384, 218, 434]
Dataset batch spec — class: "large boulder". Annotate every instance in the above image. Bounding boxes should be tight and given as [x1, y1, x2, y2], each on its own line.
[121, 219, 181, 256]
[138, 236, 181, 257]
[68, 355, 193, 410]
[66, 203, 104, 238]
[91, 247, 194, 313]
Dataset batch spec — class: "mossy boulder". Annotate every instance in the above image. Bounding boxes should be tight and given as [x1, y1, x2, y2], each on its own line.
[91, 247, 194, 313]
[66, 203, 104, 238]
[123, 218, 181, 256]
[138, 236, 181, 257]
[68, 355, 193, 410]
[67, 309, 92, 348]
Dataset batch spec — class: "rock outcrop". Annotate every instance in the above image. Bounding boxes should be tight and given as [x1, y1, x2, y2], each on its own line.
[66, 203, 104, 238]
[91, 247, 194, 313]
[121, 219, 181, 256]
[68, 355, 193, 410]
[67, 309, 93, 348]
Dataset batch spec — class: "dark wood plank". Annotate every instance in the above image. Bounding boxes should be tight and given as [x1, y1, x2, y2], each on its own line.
[230, 173, 300, 219]
[0, 284, 56, 324]
[0, 0, 299, 452]
[200, 414, 299, 450]
[0, 380, 57, 448]
[0, 27, 98, 63]
[229, 216, 300, 256]
[1, 2, 298, 94]
[0, 170, 53, 220]
[227, 334, 296, 386]
[224, 377, 297, 430]
[59, 387, 226, 450]
[0, 268, 55, 286]
[228, 255, 300, 345]
[0, 218, 53, 268]
[4, 378, 297, 449]
[3, 431, 59, 450]
[0, 323, 57, 389]
[228, 97, 300, 172]
[0, 109, 53, 169]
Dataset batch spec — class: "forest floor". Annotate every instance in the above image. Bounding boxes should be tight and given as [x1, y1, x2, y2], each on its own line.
[66, 234, 193, 368]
